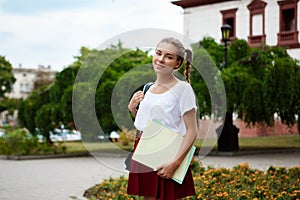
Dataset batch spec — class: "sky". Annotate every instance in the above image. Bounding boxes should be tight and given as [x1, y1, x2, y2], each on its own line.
[0, 0, 183, 71]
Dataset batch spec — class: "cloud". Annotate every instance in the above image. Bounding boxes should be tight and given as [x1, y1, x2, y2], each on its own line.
[0, 0, 183, 71]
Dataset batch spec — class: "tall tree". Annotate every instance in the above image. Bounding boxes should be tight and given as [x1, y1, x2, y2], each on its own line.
[0, 56, 16, 98]
[73, 44, 152, 140]
[194, 37, 299, 151]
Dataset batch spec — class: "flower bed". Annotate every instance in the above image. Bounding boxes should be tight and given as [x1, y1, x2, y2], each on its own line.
[84, 158, 300, 200]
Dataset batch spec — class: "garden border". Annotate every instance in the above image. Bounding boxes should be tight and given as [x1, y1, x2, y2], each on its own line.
[1, 148, 300, 160]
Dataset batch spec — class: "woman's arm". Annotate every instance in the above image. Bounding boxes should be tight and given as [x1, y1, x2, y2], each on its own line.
[156, 109, 197, 179]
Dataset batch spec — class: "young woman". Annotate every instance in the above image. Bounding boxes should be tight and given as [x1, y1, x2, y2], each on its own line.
[127, 37, 197, 200]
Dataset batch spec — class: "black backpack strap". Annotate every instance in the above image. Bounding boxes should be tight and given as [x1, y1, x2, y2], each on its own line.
[142, 82, 154, 94]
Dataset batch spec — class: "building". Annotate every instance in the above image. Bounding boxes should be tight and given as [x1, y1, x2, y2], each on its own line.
[1, 65, 57, 127]
[172, 0, 299, 137]
[172, 0, 300, 61]
[5, 65, 57, 99]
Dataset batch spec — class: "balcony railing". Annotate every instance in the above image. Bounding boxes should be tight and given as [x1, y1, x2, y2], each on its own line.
[277, 31, 299, 47]
[248, 35, 266, 47]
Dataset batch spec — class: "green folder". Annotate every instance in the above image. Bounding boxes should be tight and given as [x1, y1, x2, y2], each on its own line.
[132, 120, 196, 184]
[172, 145, 196, 184]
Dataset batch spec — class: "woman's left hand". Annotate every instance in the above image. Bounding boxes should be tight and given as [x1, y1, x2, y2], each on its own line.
[156, 161, 179, 179]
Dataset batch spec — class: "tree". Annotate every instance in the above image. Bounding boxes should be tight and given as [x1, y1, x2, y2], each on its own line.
[18, 86, 50, 135]
[72, 44, 152, 141]
[0, 56, 15, 98]
[35, 103, 61, 144]
[195, 37, 299, 151]
[18, 44, 153, 142]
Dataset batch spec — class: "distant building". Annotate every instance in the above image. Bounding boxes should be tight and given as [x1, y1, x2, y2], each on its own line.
[1, 65, 57, 127]
[5, 65, 57, 99]
[172, 0, 300, 61]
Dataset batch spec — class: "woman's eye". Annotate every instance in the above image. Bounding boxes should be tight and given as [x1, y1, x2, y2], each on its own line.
[156, 51, 161, 56]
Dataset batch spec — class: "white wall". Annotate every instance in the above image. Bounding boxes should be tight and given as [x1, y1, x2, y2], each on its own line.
[182, 0, 300, 61]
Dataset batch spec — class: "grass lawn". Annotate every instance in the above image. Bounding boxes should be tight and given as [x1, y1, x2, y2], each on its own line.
[239, 135, 300, 150]
[61, 135, 300, 154]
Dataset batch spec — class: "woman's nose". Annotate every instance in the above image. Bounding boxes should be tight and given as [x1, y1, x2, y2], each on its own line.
[158, 55, 164, 62]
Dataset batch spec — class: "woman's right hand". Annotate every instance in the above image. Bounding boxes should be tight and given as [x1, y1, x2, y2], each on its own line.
[128, 91, 144, 116]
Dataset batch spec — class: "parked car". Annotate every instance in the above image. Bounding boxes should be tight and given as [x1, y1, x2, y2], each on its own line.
[37, 129, 81, 142]
[109, 131, 120, 142]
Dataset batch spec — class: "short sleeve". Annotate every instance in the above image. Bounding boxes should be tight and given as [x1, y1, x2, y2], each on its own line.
[179, 82, 197, 116]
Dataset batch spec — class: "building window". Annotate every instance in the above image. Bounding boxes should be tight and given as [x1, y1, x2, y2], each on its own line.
[282, 9, 295, 31]
[25, 83, 29, 92]
[277, 0, 299, 48]
[20, 83, 24, 93]
[247, 0, 267, 47]
[20, 83, 30, 93]
[220, 8, 238, 40]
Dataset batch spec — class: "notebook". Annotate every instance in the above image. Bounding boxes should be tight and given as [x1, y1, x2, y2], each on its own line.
[132, 120, 196, 184]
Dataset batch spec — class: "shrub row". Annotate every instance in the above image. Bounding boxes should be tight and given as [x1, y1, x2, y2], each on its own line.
[0, 129, 66, 156]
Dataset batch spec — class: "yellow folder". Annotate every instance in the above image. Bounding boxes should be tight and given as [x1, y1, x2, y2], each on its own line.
[132, 120, 196, 184]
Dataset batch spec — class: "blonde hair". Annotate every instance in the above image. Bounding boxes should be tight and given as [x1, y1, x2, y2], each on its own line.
[157, 37, 193, 83]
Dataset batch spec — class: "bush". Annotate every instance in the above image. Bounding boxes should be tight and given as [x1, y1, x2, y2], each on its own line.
[0, 129, 39, 155]
[83, 159, 300, 200]
[0, 129, 66, 156]
[118, 128, 136, 146]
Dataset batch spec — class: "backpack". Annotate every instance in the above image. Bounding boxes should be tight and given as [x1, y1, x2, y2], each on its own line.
[124, 82, 153, 171]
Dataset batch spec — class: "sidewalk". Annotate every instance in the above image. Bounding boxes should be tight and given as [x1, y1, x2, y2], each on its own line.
[0, 152, 299, 200]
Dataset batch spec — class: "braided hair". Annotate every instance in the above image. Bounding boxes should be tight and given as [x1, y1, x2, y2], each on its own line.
[157, 38, 193, 83]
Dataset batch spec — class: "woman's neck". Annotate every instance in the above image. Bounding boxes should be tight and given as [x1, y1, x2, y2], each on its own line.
[155, 74, 177, 85]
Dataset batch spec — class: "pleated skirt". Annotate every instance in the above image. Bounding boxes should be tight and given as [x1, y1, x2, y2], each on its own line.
[127, 134, 196, 199]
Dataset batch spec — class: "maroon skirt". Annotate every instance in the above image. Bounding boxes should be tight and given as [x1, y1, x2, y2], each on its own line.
[127, 133, 196, 199]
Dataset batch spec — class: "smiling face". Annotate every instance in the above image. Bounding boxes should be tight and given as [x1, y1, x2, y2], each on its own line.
[152, 42, 183, 75]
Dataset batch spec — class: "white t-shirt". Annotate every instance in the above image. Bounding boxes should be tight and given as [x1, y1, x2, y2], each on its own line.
[134, 81, 197, 136]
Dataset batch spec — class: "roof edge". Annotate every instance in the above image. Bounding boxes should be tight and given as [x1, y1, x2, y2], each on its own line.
[172, 0, 239, 9]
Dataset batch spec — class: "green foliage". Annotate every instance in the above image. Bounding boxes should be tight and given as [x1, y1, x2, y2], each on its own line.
[18, 92, 43, 133]
[197, 38, 299, 129]
[83, 161, 300, 200]
[0, 56, 16, 98]
[191, 43, 227, 119]
[83, 176, 136, 200]
[0, 129, 35, 155]
[49, 66, 80, 103]
[228, 39, 251, 64]
[0, 129, 66, 155]
[35, 103, 61, 143]
[0, 97, 19, 114]
[17, 37, 300, 141]
[74, 44, 152, 136]
[199, 37, 224, 69]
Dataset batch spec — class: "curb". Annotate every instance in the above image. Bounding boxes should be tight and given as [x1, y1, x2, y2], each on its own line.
[206, 148, 300, 157]
[1, 148, 299, 161]
[1, 152, 91, 161]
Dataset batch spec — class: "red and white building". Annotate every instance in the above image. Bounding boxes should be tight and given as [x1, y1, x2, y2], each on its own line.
[172, 0, 299, 137]
[172, 0, 300, 61]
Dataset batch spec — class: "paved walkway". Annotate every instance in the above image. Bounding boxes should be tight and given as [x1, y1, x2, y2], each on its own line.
[0, 152, 299, 200]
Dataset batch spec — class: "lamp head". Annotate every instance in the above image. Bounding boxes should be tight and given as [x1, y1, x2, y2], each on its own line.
[221, 24, 231, 42]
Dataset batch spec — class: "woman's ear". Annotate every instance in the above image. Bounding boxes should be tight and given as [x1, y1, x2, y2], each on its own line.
[174, 60, 182, 70]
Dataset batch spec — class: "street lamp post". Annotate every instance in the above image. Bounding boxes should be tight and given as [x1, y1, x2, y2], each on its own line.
[217, 24, 240, 152]
[221, 24, 231, 68]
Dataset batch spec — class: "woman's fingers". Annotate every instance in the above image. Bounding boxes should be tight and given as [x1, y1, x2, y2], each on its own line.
[128, 91, 144, 114]
[132, 91, 144, 106]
